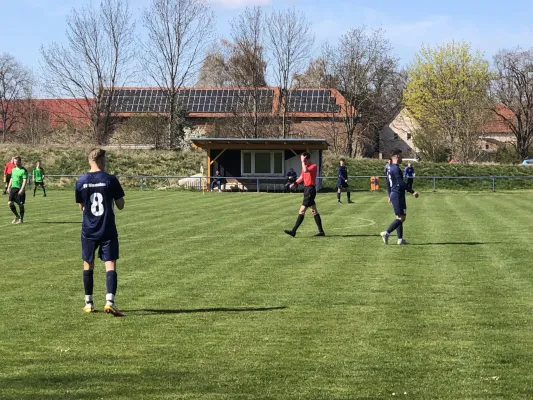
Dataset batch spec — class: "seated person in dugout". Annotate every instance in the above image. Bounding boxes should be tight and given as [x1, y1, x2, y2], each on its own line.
[210, 171, 225, 192]
[285, 168, 298, 192]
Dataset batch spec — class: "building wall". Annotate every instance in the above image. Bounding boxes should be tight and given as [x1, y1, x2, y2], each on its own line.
[379, 109, 418, 157]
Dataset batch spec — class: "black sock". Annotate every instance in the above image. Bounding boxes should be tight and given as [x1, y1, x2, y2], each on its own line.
[314, 214, 324, 233]
[33, 188, 37, 196]
[9, 204, 19, 217]
[19, 205, 24, 221]
[347, 191, 351, 201]
[386, 219, 401, 234]
[337, 192, 341, 201]
[292, 214, 305, 233]
[106, 270, 118, 296]
[397, 221, 404, 240]
[83, 270, 94, 296]
[43, 187, 46, 195]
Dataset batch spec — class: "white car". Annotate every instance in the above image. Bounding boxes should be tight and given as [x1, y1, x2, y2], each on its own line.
[402, 158, 419, 163]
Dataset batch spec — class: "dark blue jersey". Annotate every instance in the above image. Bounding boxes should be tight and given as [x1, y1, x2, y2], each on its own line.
[338, 165, 348, 180]
[384, 163, 391, 195]
[388, 164, 413, 195]
[404, 166, 415, 178]
[75, 171, 125, 240]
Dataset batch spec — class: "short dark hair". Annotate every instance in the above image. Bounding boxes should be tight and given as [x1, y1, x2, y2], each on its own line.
[301, 151, 311, 159]
[391, 149, 402, 157]
[340, 158, 345, 162]
[14, 156, 21, 162]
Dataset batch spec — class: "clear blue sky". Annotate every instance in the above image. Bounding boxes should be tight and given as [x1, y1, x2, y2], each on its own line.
[3, 0, 533, 77]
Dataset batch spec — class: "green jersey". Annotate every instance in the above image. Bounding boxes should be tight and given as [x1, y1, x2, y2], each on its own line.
[10, 167, 28, 189]
[33, 167, 45, 182]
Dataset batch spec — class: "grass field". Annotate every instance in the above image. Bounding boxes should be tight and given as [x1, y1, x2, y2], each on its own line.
[1, 190, 533, 399]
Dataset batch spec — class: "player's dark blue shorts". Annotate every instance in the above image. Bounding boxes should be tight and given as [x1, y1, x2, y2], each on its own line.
[390, 192, 407, 216]
[81, 236, 119, 263]
[337, 178, 349, 189]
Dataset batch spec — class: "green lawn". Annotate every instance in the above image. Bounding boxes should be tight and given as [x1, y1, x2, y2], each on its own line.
[1, 190, 533, 399]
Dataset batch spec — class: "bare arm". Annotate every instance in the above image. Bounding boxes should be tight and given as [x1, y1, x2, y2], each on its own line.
[20, 179, 27, 193]
[78, 203, 84, 212]
[115, 197, 125, 210]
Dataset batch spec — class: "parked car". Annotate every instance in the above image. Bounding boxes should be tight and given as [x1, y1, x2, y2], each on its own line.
[403, 158, 419, 163]
[522, 159, 533, 165]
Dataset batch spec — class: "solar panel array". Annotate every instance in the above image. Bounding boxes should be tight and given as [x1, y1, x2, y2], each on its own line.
[105, 88, 339, 114]
[286, 89, 340, 113]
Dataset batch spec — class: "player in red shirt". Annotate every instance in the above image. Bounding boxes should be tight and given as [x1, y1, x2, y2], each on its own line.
[3, 157, 15, 195]
[284, 152, 325, 237]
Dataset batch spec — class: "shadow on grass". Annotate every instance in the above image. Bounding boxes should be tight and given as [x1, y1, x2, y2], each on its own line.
[324, 234, 378, 238]
[123, 306, 287, 315]
[38, 221, 81, 224]
[410, 241, 501, 246]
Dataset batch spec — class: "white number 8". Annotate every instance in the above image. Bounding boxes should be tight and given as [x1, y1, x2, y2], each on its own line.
[90, 193, 104, 216]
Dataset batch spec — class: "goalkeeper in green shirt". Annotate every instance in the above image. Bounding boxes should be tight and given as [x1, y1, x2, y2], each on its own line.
[32, 160, 46, 197]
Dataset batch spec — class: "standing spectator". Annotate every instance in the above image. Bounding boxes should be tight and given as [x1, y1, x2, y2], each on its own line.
[32, 160, 47, 197]
[404, 162, 415, 192]
[285, 168, 297, 192]
[384, 158, 392, 201]
[3, 157, 15, 195]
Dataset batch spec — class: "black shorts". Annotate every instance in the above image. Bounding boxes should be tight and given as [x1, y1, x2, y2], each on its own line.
[34, 181, 45, 187]
[337, 178, 349, 189]
[5, 174, 11, 186]
[302, 186, 317, 207]
[8, 188, 25, 205]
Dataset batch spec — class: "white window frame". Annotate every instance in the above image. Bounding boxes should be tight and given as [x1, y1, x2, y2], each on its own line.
[241, 150, 285, 176]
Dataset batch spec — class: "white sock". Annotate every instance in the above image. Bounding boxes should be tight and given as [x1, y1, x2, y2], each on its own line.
[85, 295, 93, 304]
[106, 293, 115, 304]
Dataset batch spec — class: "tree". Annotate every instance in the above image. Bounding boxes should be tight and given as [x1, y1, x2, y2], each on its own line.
[324, 27, 404, 157]
[267, 8, 314, 137]
[140, 0, 214, 149]
[197, 44, 230, 87]
[0, 54, 32, 142]
[293, 58, 336, 89]
[40, 0, 135, 145]
[491, 48, 533, 160]
[224, 6, 270, 138]
[404, 41, 493, 162]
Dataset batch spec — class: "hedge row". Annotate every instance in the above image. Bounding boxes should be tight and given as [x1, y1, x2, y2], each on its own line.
[2, 146, 532, 191]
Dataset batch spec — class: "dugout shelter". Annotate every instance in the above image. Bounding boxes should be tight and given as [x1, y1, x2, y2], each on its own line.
[191, 138, 329, 192]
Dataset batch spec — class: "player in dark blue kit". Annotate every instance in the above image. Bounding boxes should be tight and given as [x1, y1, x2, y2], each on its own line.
[384, 158, 392, 201]
[75, 148, 125, 316]
[380, 149, 419, 245]
[337, 159, 353, 203]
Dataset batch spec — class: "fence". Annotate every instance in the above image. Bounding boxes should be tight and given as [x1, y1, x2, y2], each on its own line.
[30, 174, 533, 192]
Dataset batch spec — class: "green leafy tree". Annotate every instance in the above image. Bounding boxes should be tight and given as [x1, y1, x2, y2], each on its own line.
[404, 41, 493, 162]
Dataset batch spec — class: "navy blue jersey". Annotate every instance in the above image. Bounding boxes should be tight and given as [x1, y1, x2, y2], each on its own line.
[75, 171, 125, 240]
[404, 166, 415, 178]
[338, 165, 348, 180]
[384, 163, 391, 195]
[388, 164, 413, 195]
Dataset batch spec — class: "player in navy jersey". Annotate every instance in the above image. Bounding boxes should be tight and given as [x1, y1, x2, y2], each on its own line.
[75, 148, 125, 316]
[384, 158, 392, 201]
[336, 159, 353, 203]
[380, 149, 419, 245]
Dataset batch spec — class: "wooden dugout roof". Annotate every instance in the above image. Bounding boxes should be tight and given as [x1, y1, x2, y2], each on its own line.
[191, 138, 329, 151]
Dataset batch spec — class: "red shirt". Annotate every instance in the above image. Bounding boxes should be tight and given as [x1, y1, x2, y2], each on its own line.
[296, 163, 317, 187]
[4, 161, 14, 175]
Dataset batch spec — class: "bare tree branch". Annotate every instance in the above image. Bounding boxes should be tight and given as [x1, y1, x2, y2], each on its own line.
[40, 0, 136, 144]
